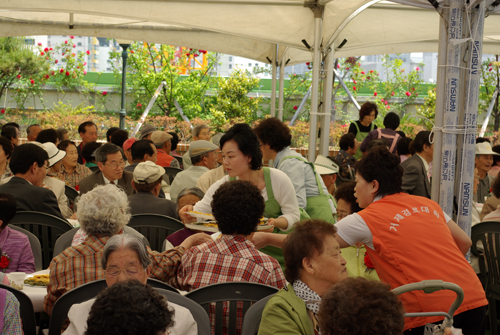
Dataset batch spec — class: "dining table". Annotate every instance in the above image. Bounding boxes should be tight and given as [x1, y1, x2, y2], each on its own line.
[18, 269, 50, 313]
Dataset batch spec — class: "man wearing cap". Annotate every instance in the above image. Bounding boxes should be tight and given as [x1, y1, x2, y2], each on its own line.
[182, 125, 211, 170]
[151, 131, 180, 169]
[122, 138, 137, 165]
[170, 140, 218, 202]
[196, 133, 227, 193]
[401, 130, 433, 199]
[314, 155, 339, 197]
[139, 124, 156, 140]
[475, 141, 499, 203]
[79, 143, 134, 196]
[128, 161, 178, 218]
[0, 143, 64, 218]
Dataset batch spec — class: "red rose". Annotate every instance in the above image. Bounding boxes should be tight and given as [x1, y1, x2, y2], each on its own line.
[0, 109, 5, 114]
[51, 71, 55, 76]
[55, 60, 58, 64]
[337, 64, 340, 69]
[70, 35, 75, 39]
[62, 53, 65, 56]
[370, 70, 373, 73]
[45, 74, 50, 79]
[353, 86, 357, 91]
[71, 53, 75, 57]
[86, 50, 90, 55]
[16, 74, 21, 79]
[391, 91, 395, 96]
[102, 91, 108, 96]
[49, 48, 53, 51]
[194, 53, 199, 57]
[293, 106, 298, 110]
[30, 79, 35, 84]
[130, 50, 135, 54]
[73, 44, 76, 48]
[60, 69, 64, 73]
[361, 71, 365, 74]
[405, 91, 411, 97]
[65, 71, 70, 76]
[44, 47, 49, 52]
[186, 53, 190, 57]
[373, 92, 377, 96]
[65, 40, 68, 44]
[40, 52, 44, 56]
[0, 256, 9, 268]
[37, 42, 42, 46]
[364, 252, 374, 269]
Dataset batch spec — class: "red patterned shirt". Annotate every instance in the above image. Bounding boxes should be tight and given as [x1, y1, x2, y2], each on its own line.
[177, 235, 286, 335]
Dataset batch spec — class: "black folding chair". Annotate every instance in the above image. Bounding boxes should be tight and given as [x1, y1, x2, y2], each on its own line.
[241, 294, 275, 335]
[163, 167, 183, 184]
[0, 283, 37, 335]
[185, 282, 279, 335]
[156, 288, 211, 335]
[8, 225, 43, 271]
[11, 211, 73, 269]
[128, 214, 184, 252]
[147, 278, 178, 293]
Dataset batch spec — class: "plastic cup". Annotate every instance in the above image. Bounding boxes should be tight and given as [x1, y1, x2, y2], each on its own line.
[9, 272, 26, 290]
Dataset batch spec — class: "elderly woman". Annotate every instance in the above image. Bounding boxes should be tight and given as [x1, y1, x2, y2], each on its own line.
[257, 220, 347, 335]
[334, 181, 379, 280]
[57, 140, 92, 189]
[334, 147, 487, 334]
[0, 193, 35, 274]
[165, 187, 206, 248]
[348, 101, 378, 159]
[180, 123, 299, 267]
[254, 118, 335, 223]
[63, 234, 197, 335]
[44, 184, 211, 315]
[179, 180, 286, 335]
[318, 277, 404, 335]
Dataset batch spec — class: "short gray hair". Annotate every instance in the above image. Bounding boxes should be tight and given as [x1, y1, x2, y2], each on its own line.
[95, 143, 123, 164]
[176, 187, 205, 211]
[77, 184, 131, 237]
[192, 125, 209, 138]
[102, 234, 151, 270]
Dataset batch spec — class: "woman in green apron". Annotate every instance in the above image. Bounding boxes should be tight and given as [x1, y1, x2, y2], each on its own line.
[179, 123, 300, 267]
[347, 101, 378, 160]
[254, 118, 336, 224]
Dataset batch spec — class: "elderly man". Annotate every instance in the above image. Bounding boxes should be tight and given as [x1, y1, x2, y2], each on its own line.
[401, 130, 434, 199]
[182, 125, 211, 169]
[474, 141, 499, 203]
[44, 184, 211, 316]
[196, 133, 227, 193]
[26, 124, 42, 142]
[128, 161, 178, 218]
[139, 124, 156, 140]
[62, 234, 197, 335]
[124, 140, 157, 173]
[79, 143, 134, 195]
[314, 155, 339, 197]
[151, 131, 180, 169]
[77, 121, 98, 164]
[170, 140, 218, 202]
[0, 143, 64, 218]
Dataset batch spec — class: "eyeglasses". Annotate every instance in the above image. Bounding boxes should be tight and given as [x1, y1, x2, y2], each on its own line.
[105, 160, 126, 169]
[104, 267, 143, 278]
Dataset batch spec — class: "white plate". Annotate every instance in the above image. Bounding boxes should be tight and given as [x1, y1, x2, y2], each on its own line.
[187, 211, 215, 221]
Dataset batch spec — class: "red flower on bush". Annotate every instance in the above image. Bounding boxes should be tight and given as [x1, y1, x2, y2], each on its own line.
[44, 47, 49, 52]
[45, 74, 50, 79]
[293, 106, 298, 110]
[361, 71, 365, 74]
[373, 92, 377, 96]
[49, 48, 53, 51]
[405, 91, 411, 97]
[353, 86, 357, 91]
[51, 71, 55, 76]
[0, 109, 5, 114]
[102, 91, 108, 96]
[55, 60, 58, 64]
[86, 50, 90, 55]
[60, 68, 64, 73]
[30, 79, 35, 84]
[73, 44, 76, 48]
[16, 74, 21, 79]
[130, 50, 135, 54]
[186, 53, 190, 56]
[71, 53, 75, 57]
[65, 40, 68, 44]
[70, 35, 75, 39]
[353, 80, 356, 84]
[65, 71, 70, 76]
[83, 71, 87, 75]
[337, 64, 340, 69]
[369, 70, 373, 73]
[136, 103, 142, 108]
[37, 42, 42, 46]
[40, 52, 44, 56]
[391, 91, 395, 96]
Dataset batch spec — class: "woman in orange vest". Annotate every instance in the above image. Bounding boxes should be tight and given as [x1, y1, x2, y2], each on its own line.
[334, 147, 487, 335]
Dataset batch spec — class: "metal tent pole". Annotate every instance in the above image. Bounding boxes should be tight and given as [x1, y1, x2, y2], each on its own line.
[119, 43, 130, 130]
[319, 47, 334, 157]
[278, 49, 286, 121]
[431, 0, 449, 203]
[270, 45, 278, 118]
[307, 8, 323, 162]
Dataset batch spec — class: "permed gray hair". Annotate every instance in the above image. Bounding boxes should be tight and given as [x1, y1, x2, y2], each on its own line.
[95, 143, 123, 164]
[101, 234, 151, 270]
[77, 184, 131, 237]
[192, 124, 209, 138]
[176, 187, 205, 212]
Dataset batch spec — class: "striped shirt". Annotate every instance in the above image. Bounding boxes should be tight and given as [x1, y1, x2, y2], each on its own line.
[44, 234, 185, 315]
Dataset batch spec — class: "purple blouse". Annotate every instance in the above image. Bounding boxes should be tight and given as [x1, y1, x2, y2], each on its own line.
[0, 226, 36, 274]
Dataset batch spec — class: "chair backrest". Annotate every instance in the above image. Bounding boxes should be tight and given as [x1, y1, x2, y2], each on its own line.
[48, 279, 108, 335]
[0, 284, 37, 335]
[8, 225, 43, 271]
[11, 211, 73, 269]
[241, 295, 274, 335]
[147, 278, 179, 293]
[128, 214, 184, 252]
[185, 282, 279, 335]
[64, 185, 79, 204]
[52, 226, 151, 258]
[471, 221, 500, 295]
[174, 156, 183, 169]
[156, 288, 211, 335]
[164, 166, 183, 183]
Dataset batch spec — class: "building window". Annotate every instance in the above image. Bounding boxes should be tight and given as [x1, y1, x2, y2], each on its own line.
[78, 42, 82, 46]
[248, 63, 252, 67]
[229, 64, 232, 69]
[255, 63, 258, 67]
[229, 56, 232, 61]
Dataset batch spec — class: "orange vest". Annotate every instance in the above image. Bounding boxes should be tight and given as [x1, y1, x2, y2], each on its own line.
[156, 150, 175, 168]
[358, 193, 487, 330]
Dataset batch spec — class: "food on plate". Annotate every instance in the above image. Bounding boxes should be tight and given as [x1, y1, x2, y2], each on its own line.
[24, 273, 50, 286]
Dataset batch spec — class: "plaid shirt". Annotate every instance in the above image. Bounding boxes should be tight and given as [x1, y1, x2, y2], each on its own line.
[335, 149, 356, 180]
[57, 163, 92, 189]
[44, 235, 185, 315]
[177, 235, 286, 335]
[3, 291, 23, 335]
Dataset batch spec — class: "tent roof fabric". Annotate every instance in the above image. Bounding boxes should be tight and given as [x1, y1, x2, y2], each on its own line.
[0, 0, 500, 63]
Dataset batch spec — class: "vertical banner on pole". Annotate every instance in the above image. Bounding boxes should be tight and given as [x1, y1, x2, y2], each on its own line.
[440, 0, 463, 216]
[456, 3, 484, 239]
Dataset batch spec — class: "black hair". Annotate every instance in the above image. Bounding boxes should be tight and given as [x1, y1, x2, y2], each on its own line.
[82, 141, 103, 163]
[397, 137, 412, 157]
[493, 145, 500, 166]
[359, 101, 378, 122]
[0, 136, 13, 159]
[3, 122, 19, 129]
[253, 118, 292, 152]
[220, 123, 263, 171]
[106, 127, 120, 142]
[56, 128, 69, 142]
[334, 181, 362, 213]
[0, 193, 16, 229]
[58, 140, 77, 152]
[9, 143, 48, 175]
[211, 180, 265, 235]
[110, 129, 129, 148]
[35, 129, 58, 144]
[412, 131, 433, 153]
[476, 137, 491, 144]
[131, 140, 155, 161]
[78, 121, 96, 134]
[356, 146, 402, 197]
[383, 112, 400, 130]
[339, 133, 356, 151]
[168, 132, 179, 151]
[1, 126, 18, 142]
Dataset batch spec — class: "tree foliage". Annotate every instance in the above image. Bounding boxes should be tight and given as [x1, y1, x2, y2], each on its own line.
[479, 57, 500, 131]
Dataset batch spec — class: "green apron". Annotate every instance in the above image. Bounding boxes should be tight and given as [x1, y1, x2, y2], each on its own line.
[353, 122, 375, 160]
[231, 167, 290, 269]
[278, 156, 336, 224]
